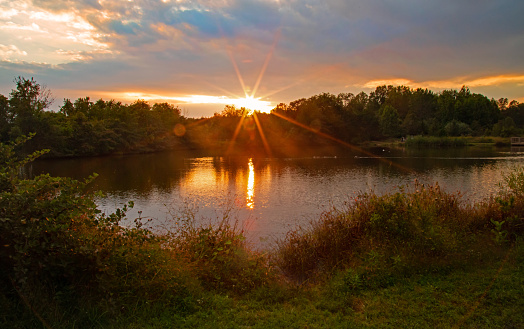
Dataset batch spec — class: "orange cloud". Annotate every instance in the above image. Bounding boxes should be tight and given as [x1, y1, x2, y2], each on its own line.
[362, 79, 413, 89]
[360, 74, 524, 90]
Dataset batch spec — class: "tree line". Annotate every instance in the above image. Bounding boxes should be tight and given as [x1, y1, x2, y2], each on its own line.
[0, 77, 187, 157]
[1, 77, 523, 157]
[270, 86, 523, 141]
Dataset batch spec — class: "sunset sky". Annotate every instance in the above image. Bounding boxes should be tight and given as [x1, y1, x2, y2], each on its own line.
[1, 0, 523, 117]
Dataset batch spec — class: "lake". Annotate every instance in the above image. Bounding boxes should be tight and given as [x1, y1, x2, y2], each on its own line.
[28, 146, 524, 249]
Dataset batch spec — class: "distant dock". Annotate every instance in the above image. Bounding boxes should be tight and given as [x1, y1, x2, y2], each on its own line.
[511, 137, 524, 146]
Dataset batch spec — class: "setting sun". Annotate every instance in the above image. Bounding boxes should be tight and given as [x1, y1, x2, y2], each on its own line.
[233, 96, 273, 113]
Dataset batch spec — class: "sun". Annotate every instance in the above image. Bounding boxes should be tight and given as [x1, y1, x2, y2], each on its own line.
[233, 95, 273, 113]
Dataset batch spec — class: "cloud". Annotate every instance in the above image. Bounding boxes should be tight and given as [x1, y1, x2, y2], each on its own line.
[359, 74, 524, 93]
[0, 0, 522, 116]
[0, 44, 28, 61]
[362, 79, 413, 89]
[0, 21, 47, 32]
[424, 75, 524, 90]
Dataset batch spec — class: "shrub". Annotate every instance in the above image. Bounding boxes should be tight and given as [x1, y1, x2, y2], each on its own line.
[274, 181, 484, 283]
[405, 136, 468, 148]
[166, 207, 273, 295]
[0, 137, 202, 327]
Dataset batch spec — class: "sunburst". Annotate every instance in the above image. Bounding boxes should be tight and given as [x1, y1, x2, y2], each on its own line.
[233, 95, 273, 113]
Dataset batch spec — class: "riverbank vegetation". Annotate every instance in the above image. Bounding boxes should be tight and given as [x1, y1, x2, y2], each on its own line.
[1, 77, 523, 157]
[1, 138, 523, 328]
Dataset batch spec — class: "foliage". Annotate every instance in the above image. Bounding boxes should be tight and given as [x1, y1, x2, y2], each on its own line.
[165, 206, 273, 295]
[0, 77, 187, 157]
[404, 135, 469, 148]
[0, 137, 277, 327]
[275, 172, 524, 283]
[2, 77, 522, 158]
[0, 137, 202, 327]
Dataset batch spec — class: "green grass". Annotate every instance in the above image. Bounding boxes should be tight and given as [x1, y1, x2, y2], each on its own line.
[111, 242, 523, 328]
[405, 136, 469, 148]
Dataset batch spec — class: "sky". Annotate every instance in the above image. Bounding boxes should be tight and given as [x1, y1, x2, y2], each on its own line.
[1, 0, 523, 117]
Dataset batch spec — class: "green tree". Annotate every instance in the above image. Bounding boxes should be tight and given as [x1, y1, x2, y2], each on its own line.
[379, 105, 402, 137]
[0, 94, 10, 141]
[8, 77, 53, 137]
[444, 119, 471, 136]
[403, 88, 437, 135]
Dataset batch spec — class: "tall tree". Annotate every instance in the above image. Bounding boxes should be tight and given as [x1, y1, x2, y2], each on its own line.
[8, 77, 53, 137]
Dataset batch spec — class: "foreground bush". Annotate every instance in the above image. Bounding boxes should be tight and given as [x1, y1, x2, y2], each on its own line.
[0, 137, 273, 328]
[166, 213, 272, 295]
[275, 171, 524, 284]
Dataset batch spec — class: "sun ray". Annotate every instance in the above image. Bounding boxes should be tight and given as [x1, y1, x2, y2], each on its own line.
[226, 49, 249, 98]
[202, 80, 244, 100]
[252, 112, 272, 156]
[215, 21, 283, 110]
[271, 111, 415, 173]
[234, 95, 273, 113]
[251, 28, 281, 98]
[255, 79, 304, 100]
[226, 112, 247, 155]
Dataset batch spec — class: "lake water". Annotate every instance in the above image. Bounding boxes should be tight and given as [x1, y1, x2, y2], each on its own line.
[29, 146, 524, 249]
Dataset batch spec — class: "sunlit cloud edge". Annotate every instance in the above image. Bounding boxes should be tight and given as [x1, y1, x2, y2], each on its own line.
[102, 91, 274, 113]
[360, 74, 524, 90]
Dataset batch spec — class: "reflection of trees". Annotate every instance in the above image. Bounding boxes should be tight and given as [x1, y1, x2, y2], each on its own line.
[29, 148, 518, 214]
[30, 151, 192, 194]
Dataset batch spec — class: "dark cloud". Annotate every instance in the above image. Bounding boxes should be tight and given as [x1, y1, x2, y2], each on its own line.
[107, 20, 141, 35]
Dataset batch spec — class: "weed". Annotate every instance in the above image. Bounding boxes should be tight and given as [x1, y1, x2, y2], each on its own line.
[490, 219, 509, 245]
[162, 201, 274, 295]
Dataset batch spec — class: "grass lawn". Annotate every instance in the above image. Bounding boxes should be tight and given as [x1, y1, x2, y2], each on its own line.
[115, 243, 523, 329]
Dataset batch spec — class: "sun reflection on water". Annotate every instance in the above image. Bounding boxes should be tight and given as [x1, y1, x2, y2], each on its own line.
[247, 158, 255, 209]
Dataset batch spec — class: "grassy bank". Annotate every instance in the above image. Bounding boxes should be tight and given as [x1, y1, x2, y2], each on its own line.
[364, 136, 511, 149]
[403, 136, 511, 148]
[115, 244, 523, 328]
[1, 138, 523, 328]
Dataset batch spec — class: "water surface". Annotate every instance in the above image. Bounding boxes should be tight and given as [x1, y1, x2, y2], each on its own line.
[29, 146, 524, 248]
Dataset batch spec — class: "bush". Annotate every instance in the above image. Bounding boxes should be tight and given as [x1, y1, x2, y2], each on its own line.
[0, 136, 203, 327]
[404, 136, 468, 148]
[165, 207, 273, 295]
[274, 175, 524, 284]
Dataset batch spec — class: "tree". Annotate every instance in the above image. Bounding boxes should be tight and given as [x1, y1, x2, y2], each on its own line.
[8, 77, 53, 137]
[444, 120, 471, 136]
[0, 94, 10, 141]
[403, 88, 437, 135]
[0, 136, 99, 291]
[437, 89, 458, 125]
[379, 105, 402, 137]
[217, 105, 250, 117]
[59, 98, 75, 116]
[497, 97, 508, 111]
